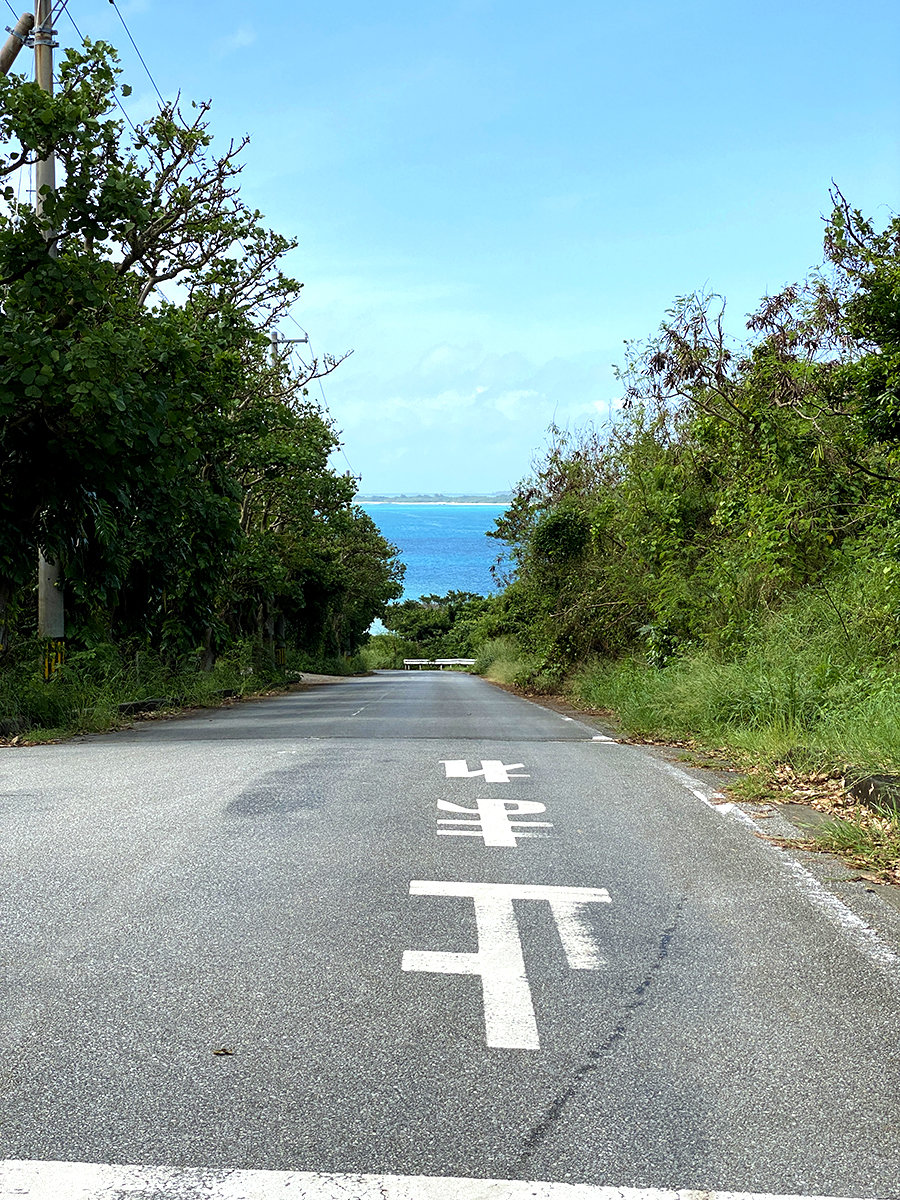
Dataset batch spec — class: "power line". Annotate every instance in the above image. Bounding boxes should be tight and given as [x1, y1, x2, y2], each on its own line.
[3, 1, 71, 40]
[56, 5, 216, 312]
[10, 40, 33, 229]
[286, 311, 309, 339]
[107, 0, 165, 107]
[78, 19, 290, 330]
[19, 4, 345, 480]
[32, 2, 288, 342]
[292, 325, 359, 478]
[5, 1, 153, 137]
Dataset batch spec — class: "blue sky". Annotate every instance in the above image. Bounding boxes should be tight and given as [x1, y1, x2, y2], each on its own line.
[51, 1, 900, 492]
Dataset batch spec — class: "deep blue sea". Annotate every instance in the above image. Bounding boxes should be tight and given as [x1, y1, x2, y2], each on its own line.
[360, 503, 507, 600]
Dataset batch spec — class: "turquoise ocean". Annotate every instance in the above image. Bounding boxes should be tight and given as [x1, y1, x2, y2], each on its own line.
[360, 503, 507, 600]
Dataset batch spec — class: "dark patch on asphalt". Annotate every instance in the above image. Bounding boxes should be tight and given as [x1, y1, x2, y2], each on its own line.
[227, 772, 327, 816]
[514, 897, 687, 1169]
[0, 790, 56, 817]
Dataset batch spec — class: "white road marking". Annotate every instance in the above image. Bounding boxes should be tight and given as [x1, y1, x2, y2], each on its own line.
[549, 899, 608, 969]
[781, 857, 900, 971]
[402, 881, 611, 1049]
[647, 754, 900, 974]
[592, 735, 616, 742]
[437, 798, 553, 846]
[0, 1160, 873, 1200]
[441, 760, 530, 782]
[648, 757, 723, 804]
[684, 784, 727, 808]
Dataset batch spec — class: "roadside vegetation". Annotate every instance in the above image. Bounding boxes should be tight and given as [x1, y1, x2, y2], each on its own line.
[361, 592, 495, 669]
[0, 42, 402, 738]
[381, 192, 900, 881]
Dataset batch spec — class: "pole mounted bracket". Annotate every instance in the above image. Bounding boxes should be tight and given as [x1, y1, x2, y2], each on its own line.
[29, 23, 57, 48]
[4, 25, 29, 43]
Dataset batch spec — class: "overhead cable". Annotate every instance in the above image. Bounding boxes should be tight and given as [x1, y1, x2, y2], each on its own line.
[107, 0, 165, 107]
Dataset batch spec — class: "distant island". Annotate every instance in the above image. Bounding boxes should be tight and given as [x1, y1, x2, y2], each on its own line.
[358, 491, 512, 505]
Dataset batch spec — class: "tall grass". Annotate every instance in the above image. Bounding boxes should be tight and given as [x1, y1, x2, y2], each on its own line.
[473, 637, 563, 691]
[813, 803, 900, 880]
[0, 639, 365, 739]
[570, 581, 900, 771]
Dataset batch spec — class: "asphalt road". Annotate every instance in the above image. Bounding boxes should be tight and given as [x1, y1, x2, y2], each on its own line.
[1, 670, 899, 1199]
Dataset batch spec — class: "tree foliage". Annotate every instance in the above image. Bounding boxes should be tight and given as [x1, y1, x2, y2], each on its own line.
[0, 42, 402, 664]
[489, 190, 900, 672]
[381, 591, 497, 659]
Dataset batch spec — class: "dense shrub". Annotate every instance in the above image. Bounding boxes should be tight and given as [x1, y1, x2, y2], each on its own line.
[484, 192, 900, 770]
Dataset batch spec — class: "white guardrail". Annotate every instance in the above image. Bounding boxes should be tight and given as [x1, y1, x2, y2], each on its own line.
[403, 659, 476, 670]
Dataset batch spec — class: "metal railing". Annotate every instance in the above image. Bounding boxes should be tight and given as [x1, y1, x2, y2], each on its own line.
[402, 659, 476, 670]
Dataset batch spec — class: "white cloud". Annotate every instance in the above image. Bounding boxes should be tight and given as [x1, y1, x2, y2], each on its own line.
[213, 26, 257, 58]
[120, 87, 168, 125]
[323, 342, 617, 493]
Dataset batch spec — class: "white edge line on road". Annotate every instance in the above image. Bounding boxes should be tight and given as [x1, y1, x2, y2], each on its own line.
[647, 758, 900, 972]
[0, 1161, 880, 1200]
[780, 856, 900, 970]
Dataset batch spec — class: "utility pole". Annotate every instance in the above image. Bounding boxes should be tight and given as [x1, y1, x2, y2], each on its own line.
[0, 11, 34, 75]
[0, 12, 37, 660]
[267, 328, 308, 668]
[269, 328, 308, 366]
[34, 0, 64, 679]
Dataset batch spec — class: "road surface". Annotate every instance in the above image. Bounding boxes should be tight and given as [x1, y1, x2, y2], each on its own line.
[1, 670, 899, 1198]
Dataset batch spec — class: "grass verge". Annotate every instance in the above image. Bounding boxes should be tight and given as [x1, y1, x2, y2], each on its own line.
[566, 650, 900, 883]
[473, 592, 900, 884]
[0, 640, 365, 743]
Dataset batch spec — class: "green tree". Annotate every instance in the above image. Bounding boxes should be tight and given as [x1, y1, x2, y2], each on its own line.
[0, 40, 402, 666]
[382, 591, 495, 658]
[489, 193, 900, 669]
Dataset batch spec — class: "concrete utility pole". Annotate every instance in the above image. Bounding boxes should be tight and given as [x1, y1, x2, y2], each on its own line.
[0, 11, 36, 661]
[34, 0, 65, 679]
[0, 11, 34, 75]
[267, 329, 308, 667]
[269, 329, 308, 366]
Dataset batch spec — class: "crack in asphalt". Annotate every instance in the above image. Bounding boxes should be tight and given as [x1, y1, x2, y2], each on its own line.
[515, 897, 687, 1169]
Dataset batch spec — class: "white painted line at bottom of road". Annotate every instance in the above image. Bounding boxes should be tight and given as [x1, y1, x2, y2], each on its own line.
[781, 855, 900, 971]
[687, 785, 723, 805]
[649, 757, 724, 804]
[0, 1161, 877, 1200]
